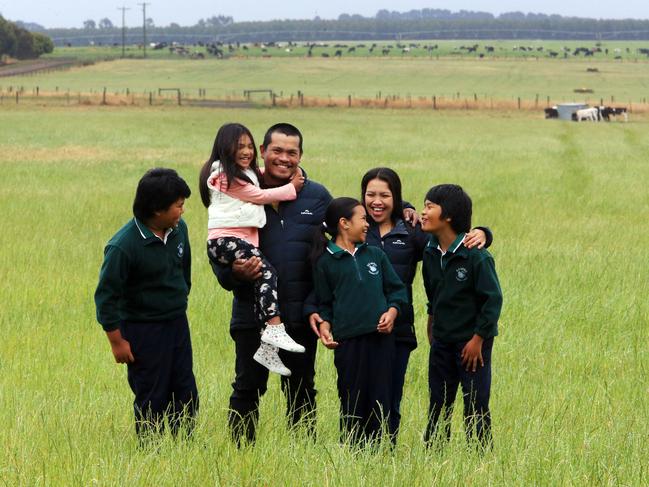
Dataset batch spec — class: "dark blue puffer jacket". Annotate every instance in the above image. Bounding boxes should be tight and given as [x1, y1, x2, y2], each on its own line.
[366, 219, 494, 350]
[365, 219, 429, 350]
[211, 172, 332, 331]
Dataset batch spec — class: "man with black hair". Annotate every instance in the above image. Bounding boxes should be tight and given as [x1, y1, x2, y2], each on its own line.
[95, 168, 199, 437]
[212, 123, 332, 445]
[420, 184, 502, 449]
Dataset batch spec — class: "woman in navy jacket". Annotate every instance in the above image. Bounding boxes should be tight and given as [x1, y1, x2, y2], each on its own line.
[361, 167, 493, 442]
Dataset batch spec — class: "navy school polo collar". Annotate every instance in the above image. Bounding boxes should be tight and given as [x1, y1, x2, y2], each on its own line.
[326, 240, 368, 259]
[425, 232, 468, 257]
[134, 218, 175, 245]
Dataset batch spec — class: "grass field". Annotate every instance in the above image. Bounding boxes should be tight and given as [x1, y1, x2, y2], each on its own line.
[3, 42, 649, 105]
[0, 103, 647, 485]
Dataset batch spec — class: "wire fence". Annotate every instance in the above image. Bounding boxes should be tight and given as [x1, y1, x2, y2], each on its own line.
[0, 86, 645, 114]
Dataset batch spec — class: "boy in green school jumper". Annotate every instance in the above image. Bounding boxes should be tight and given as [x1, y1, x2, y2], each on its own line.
[420, 184, 502, 448]
[95, 168, 198, 437]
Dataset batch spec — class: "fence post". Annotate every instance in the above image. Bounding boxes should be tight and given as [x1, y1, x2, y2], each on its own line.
[177, 90, 181, 106]
[535, 94, 539, 108]
[474, 93, 477, 102]
[149, 92, 153, 105]
[518, 97, 521, 110]
[433, 95, 436, 110]
[102, 87, 107, 105]
[272, 93, 276, 107]
[348, 95, 351, 107]
[36, 86, 39, 96]
[547, 96, 550, 107]
[15, 92, 19, 104]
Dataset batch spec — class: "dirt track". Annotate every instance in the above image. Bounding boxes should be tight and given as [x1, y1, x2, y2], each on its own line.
[0, 58, 77, 77]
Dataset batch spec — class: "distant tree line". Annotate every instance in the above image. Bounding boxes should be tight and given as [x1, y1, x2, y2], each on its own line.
[32, 9, 649, 46]
[0, 16, 53, 59]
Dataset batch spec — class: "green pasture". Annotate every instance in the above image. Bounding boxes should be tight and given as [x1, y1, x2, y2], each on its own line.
[0, 105, 647, 485]
[4, 54, 649, 104]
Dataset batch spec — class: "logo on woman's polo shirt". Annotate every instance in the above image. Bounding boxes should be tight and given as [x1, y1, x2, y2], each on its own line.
[367, 262, 379, 276]
[455, 267, 468, 281]
[177, 242, 184, 258]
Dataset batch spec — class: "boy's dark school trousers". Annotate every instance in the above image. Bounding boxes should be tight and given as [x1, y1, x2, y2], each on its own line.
[334, 331, 395, 445]
[121, 314, 199, 435]
[425, 337, 494, 446]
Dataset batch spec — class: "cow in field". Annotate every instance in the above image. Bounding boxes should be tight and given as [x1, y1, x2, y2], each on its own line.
[575, 107, 599, 122]
[544, 107, 559, 119]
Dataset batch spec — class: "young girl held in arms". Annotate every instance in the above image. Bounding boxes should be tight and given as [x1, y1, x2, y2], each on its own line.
[312, 197, 408, 446]
[199, 123, 305, 376]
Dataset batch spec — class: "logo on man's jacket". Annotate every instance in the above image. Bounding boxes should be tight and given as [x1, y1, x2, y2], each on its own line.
[391, 239, 406, 246]
[367, 262, 379, 276]
[455, 267, 468, 281]
[177, 242, 184, 258]
[300, 209, 313, 216]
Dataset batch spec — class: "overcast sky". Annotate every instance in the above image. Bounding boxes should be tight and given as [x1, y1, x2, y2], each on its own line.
[2, 1, 647, 29]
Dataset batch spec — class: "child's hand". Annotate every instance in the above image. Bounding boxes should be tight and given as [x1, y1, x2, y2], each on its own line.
[460, 334, 484, 372]
[463, 229, 487, 249]
[291, 173, 305, 192]
[377, 307, 398, 333]
[319, 321, 339, 349]
[106, 329, 134, 364]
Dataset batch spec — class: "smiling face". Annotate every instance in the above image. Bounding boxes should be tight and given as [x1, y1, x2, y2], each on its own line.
[341, 204, 369, 243]
[364, 178, 394, 225]
[235, 134, 255, 169]
[260, 132, 302, 184]
[420, 199, 450, 234]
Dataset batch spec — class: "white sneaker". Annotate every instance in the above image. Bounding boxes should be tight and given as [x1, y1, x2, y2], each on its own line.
[253, 342, 291, 376]
[261, 324, 306, 353]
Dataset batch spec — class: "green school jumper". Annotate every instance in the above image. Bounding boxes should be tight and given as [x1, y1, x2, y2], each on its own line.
[94, 217, 192, 331]
[314, 241, 408, 341]
[422, 233, 502, 342]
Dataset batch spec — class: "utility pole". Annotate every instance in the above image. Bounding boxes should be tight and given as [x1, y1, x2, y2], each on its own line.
[117, 6, 130, 58]
[138, 2, 150, 58]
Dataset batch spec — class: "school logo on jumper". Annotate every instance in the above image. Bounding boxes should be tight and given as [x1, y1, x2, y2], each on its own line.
[177, 242, 184, 258]
[301, 209, 313, 215]
[367, 262, 379, 276]
[455, 267, 468, 282]
[392, 239, 406, 246]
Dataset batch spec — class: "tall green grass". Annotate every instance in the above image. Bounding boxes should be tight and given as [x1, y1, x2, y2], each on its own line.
[0, 106, 647, 485]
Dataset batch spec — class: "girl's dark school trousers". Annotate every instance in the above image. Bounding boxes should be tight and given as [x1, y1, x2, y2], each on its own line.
[334, 331, 395, 445]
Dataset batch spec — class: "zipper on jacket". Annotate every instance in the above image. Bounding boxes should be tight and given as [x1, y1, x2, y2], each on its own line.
[352, 254, 362, 281]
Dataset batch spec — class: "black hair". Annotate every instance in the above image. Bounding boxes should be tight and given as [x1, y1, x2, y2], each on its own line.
[360, 167, 404, 225]
[262, 122, 304, 154]
[198, 123, 259, 208]
[424, 184, 472, 234]
[310, 197, 362, 265]
[132, 168, 191, 221]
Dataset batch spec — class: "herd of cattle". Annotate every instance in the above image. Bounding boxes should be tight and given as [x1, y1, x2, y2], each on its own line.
[544, 106, 629, 122]
[141, 40, 649, 61]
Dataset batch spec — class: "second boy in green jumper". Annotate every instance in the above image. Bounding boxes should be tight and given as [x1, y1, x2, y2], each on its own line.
[420, 184, 502, 448]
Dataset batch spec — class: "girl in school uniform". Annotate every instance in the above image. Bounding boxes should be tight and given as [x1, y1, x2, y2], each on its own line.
[312, 197, 408, 446]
